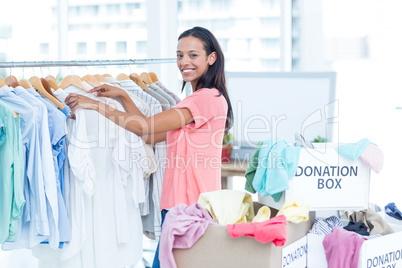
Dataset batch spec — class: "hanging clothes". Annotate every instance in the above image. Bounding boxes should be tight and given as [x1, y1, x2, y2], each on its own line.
[119, 79, 166, 239]
[26, 87, 71, 247]
[143, 84, 170, 111]
[154, 81, 181, 104]
[147, 83, 176, 108]
[0, 86, 53, 249]
[0, 63, 176, 266]
[0, 100, 24, 244]
[34, 83, 145, 268]
[2, 86, 60, 250]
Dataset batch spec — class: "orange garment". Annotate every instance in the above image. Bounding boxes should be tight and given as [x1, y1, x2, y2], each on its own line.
[160, 88, 228, 210]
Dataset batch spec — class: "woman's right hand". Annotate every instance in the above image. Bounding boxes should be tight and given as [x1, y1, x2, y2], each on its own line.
[88, 84, 126, 99]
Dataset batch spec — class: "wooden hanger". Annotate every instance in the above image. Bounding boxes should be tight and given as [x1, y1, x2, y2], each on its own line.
[94, 74, 108, 83]
[149, 72, 159, 83]
[140, 72, 153, 85]
[45, 75, 60, 91]
[130, 73, 147, 90]
[59, 75, 88, 91]
[0, 77, 5, 87]
[41, 78, 62, 103]
[5, 75, 20, 88]
[103, 74, 112, 78]
[82, 75, 101, 87]
[116, 73, 130, 81]
[19, 79, 33, 89]
[29, 76, 65, 110]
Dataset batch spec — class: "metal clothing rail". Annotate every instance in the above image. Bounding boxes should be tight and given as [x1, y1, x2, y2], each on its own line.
[0, 58, 177, 68]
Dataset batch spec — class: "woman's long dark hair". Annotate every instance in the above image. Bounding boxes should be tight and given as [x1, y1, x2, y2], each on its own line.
[178, 26, 233, 132]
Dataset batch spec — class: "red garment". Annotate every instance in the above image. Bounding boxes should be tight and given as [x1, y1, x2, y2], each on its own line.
[226, 215, 287, 246]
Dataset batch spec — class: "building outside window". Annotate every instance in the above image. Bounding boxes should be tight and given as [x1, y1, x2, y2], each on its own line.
[116, 41, 127, 54]
[76, 42, 87, 55]
[177, 0, 287, 72]
[96, 41, 107, 54]
[39, 43, 50, 55]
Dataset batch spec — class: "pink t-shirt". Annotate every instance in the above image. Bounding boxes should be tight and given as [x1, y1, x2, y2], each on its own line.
[160, 88, 228, 210]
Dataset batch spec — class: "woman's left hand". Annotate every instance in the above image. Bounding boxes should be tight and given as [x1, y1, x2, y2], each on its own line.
[65, 93, 99, 113]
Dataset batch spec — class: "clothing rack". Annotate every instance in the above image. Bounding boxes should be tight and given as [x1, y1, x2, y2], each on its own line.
[0, 58, 176, 68]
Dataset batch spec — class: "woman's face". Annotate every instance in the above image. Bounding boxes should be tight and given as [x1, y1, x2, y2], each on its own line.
[176, 36, 216, 90]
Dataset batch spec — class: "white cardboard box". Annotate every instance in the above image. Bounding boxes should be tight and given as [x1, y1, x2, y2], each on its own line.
[359, 231, 402, 268]
[259, 144, 371, 211]
[281, 236, 308, 268]
[307, 223, 402, 268]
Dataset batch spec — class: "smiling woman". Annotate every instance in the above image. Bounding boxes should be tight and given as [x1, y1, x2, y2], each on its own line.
[176, 36, 216, 90]
[62, 26, 234, 268]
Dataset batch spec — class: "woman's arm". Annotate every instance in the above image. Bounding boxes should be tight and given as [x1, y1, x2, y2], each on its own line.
[65, 93, 193, 143]
[142, 132, 168, 144]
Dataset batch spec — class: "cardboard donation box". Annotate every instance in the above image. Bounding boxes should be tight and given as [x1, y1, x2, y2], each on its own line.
[259, 144, 371, 211]
[173, 203, 313, 268]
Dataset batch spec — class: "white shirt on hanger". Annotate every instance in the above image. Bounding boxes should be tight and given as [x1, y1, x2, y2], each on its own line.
[34, 84, 144, 268]
[119, 79, 166, 239]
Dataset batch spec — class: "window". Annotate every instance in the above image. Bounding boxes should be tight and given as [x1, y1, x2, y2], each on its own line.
[96, 42, 107, 54]
[126, 3, 141, 15]
[116, 41, 127, 54]
[178, 0, 284, 72]
[76, 42, 87, 54]
[0, 25, 12, 39]
[261, 59, 280, 71]
[218, 39, 228, 52]
[324, 36, 369, 60]
[261, 0, 279, 9]
[69, 6, 80, 17]
[39, 43, 50, 55]
[178, 1, 183, 13]
[136, 41, 147, 54]
[261, 38, 280, 52]
[213, 19, 232, 31]
[0, 53, 6, 77]
[214, 0, 232, 10]
[177, 0, 203, 14]
[106, 4, 121, 16]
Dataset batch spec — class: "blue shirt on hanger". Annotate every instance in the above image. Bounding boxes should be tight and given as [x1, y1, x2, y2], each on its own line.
[0, 86, 50, 243]
[26, 88, 67, 181]
[1, 86, 60, 250]
[0, 100, 25, 244]
[26, 88, 71, 246]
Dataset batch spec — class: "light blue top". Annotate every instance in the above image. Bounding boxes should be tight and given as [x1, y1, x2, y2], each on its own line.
[0, 100, 25, 243]
[336, 138, 371, 161]
[61, 106, 72, 121]
[0, 86, 49, 239]
[37, 91, 71, 196]
[253, 139, 301, 201]
[26, 88, 71, 245]
[27, 88, 67, 181]
[0, 116, 5, 144]
[1, 86, 60, 250]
